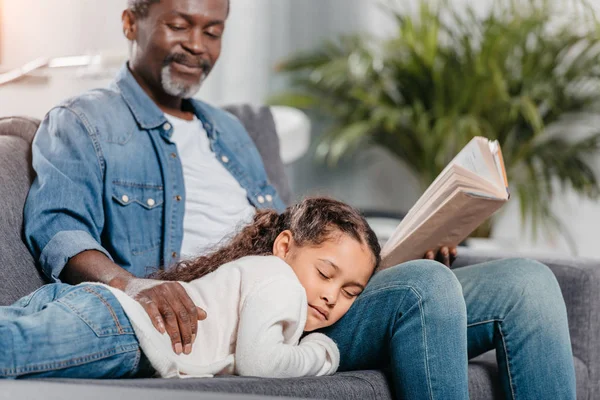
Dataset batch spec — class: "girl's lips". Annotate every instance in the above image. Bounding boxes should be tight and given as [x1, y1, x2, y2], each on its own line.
[309, 305, 328, 321]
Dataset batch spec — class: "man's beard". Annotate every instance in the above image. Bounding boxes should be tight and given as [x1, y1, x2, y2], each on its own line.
[160, 54, 211, 99]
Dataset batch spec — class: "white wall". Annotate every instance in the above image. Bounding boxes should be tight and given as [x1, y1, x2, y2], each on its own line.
[1, 0, 599, 259]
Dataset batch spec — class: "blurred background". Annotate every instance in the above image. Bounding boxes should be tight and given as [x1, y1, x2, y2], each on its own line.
[2, 0, 600, 258]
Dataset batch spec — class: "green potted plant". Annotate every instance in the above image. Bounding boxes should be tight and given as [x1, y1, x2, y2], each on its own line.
[271, 0, 600, 243]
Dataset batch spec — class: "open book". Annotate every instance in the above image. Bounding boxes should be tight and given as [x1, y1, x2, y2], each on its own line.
[380, 137, 510, 269]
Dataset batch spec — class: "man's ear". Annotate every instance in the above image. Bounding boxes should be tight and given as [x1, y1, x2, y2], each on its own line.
[272, 230, 294, 259]
[122, 9, 137, 41]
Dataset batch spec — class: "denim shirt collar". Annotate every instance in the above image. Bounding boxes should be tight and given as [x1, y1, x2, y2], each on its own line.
[114, 64, 219, 140]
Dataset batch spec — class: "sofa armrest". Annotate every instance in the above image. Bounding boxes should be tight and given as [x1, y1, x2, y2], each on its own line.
[453, 248, 600, 391]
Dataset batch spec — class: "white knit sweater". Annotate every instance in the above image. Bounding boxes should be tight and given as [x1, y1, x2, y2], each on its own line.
[98, 256, 339, 378]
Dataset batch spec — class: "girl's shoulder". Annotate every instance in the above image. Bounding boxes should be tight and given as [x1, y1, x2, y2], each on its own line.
[233, 255, 296, 277]
[229, 255, 302, 291]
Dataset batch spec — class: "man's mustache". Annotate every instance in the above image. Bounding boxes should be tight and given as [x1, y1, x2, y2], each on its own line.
[164, 53, 212, 73]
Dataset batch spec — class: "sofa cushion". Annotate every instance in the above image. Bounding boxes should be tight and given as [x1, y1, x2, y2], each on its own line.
[0, 117, 46, 305]
[42, 370, 393, 400]
[39, 353, 588, 399]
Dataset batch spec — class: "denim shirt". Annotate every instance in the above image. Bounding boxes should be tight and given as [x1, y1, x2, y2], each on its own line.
[24, 65, 286, 282]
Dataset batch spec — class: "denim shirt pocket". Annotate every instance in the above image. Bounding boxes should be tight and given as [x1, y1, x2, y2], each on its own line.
[111, 181, 164, 256]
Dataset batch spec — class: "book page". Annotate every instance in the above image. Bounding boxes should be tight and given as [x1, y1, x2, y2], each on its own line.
[380, 136, 509, 264]
[381, 191, 506, 267]
[383, 164, 506, 251]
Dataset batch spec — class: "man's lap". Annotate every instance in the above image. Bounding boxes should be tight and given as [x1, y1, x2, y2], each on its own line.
[319, 257, 561, 369]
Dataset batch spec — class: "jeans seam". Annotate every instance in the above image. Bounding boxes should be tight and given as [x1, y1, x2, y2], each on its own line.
[411, 287, 434, 400]
[388, 285, 434, 400]
[0, 343, 139, 376]
[84, 286, 125, 334]
[498, 321, 516, 400]
[467, 318, 501, 328]
[359, 283, 414, 300]
[131, 348, 142, 376]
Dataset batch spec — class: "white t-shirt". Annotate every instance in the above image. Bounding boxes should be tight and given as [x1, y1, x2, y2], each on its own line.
[100, 256, 339, 378]
[165, 114, 256, 258]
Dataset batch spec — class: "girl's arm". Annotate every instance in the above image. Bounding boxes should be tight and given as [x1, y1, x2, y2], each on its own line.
[234, 279, 340, 378]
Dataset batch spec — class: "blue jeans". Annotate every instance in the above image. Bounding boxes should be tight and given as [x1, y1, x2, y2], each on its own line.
[0, 283, 153, 379]
[320, 258, 576, 399]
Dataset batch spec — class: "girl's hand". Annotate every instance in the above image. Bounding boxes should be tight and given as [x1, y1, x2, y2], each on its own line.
[424, 246, 458, 267]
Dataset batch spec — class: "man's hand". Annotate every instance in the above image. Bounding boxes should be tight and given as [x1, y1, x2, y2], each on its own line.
[64, 251, 207, 356]
[121, 278, 207, 355]
[424, 246, 458, 268]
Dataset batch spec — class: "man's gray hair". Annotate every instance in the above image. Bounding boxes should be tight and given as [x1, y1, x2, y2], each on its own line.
[127, 0, 230, 19]
[128, 0, 160, 18]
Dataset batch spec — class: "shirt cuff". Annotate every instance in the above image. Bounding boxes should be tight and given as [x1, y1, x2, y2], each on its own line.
[39, 230, 113, 283]
[300, 332, 340, 375]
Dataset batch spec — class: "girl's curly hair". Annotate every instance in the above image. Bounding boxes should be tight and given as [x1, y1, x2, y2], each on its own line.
[152, 197, 381, 282]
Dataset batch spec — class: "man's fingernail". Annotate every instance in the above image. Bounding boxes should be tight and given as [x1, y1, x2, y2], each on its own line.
[192, 334, 196, 342]
[184, 344, 192, 354]
[175, 343, 183, 354]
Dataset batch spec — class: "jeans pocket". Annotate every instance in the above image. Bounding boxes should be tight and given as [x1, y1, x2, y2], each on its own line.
[57, 285, 134, 338]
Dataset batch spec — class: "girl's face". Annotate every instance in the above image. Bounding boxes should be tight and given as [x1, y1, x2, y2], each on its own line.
[273, 231, 375, 332]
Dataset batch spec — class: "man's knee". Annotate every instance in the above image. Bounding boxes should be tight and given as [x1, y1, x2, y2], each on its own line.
[497, 258, 566, 320]
[496, 258, 560, 295]
[373, 259, 466, 318]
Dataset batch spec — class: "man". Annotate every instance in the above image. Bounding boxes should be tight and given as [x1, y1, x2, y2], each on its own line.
[24, 0, 576, 398]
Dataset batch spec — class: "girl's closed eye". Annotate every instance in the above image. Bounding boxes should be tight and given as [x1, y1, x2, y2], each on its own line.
[343, 289, 361, 298]
[318, 269, 330, 280]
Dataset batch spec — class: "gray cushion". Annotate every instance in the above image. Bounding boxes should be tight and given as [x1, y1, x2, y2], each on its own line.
[0, 117, 46, 305]
[42, 371, 392, 400]
[3, 381, 305, 400]
[223, 104, 292, 205]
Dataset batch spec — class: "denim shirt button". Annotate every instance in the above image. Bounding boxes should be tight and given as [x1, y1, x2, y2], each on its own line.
[163, 123, 172, 131]
[265, 195, 273, 203]
[121, 195, 129, 203]
[147, 198, 155, 207]
[257, 195, 265, 204]
[221, 155, 229, 163]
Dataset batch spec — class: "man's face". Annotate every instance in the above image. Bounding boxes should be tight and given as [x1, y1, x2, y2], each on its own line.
[127, 0, 228, 99]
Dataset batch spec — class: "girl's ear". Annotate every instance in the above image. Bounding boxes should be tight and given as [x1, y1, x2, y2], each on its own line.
[272, 230, 294, 259]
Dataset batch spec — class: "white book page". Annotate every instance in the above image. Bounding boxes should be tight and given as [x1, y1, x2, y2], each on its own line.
[452, 137, 496, 184]
[382, 137, 508, 255]
[383, 164, 504, 250]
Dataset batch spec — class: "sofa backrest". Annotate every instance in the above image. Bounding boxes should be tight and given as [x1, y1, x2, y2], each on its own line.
[0, 106, 291, 305]
[0, 117, 46, 304]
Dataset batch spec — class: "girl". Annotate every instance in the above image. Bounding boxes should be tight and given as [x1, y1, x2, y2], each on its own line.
[0, 197, 380, 379]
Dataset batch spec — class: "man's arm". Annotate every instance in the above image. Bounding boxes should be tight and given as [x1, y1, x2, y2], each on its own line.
[25, 107, 203, 355]
[64, 250, 206, 355]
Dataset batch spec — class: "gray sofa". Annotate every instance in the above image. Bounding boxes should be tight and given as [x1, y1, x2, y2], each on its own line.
[1, 110, 599, 400]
